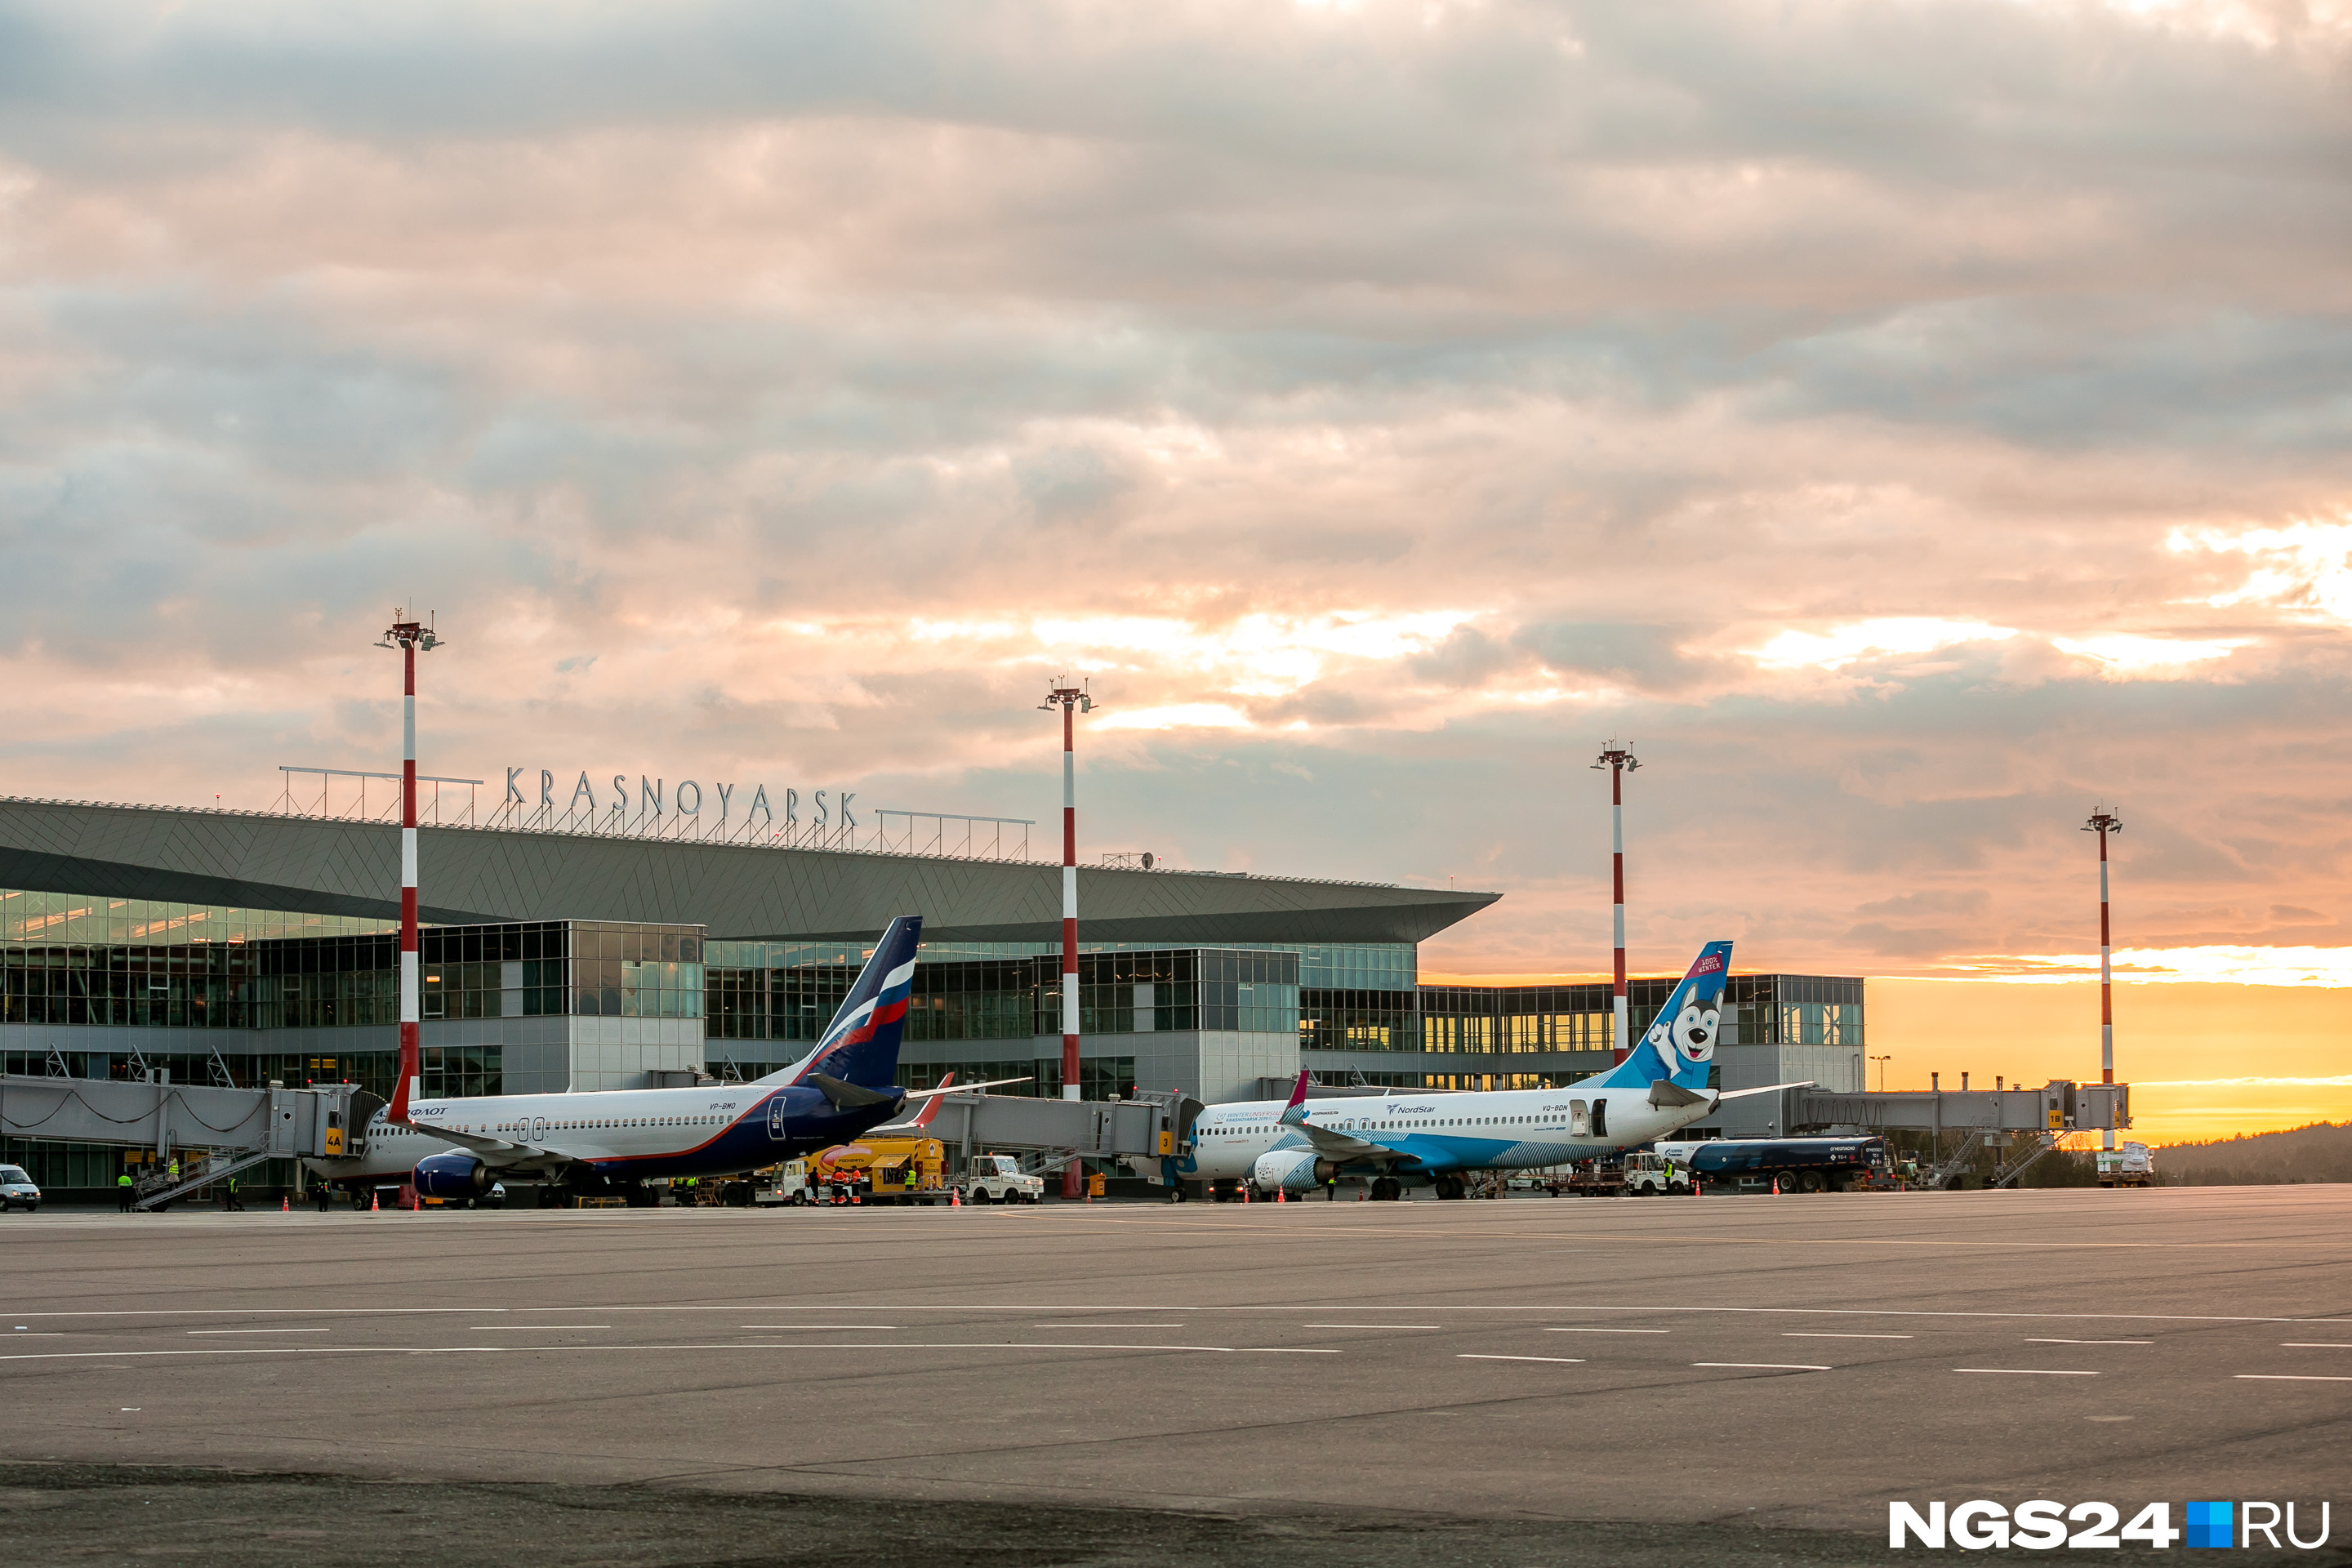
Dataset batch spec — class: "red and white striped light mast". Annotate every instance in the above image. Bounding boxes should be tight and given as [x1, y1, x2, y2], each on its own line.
[1592, 742, 1640, 1064]
[380, 610, 442, 1121]
[2084, 807, 2123, 1151]
[1041, 679, 1094, 1199]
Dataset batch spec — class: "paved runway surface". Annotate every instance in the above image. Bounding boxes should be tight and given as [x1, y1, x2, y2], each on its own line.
[4, 1187, 2348, 1565]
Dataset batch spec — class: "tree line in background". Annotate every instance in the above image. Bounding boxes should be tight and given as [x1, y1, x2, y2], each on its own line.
[2145, 1122, 2352, 1187]
[1869, 1124, 2352, 1187]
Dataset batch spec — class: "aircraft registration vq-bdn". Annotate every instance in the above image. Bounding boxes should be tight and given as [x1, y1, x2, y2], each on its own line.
[307, 914, 1009, 1207]
[1184, 941, 1811, 1200]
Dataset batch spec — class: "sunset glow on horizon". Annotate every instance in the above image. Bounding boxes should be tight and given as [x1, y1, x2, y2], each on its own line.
[2, 0, 2348, 1142]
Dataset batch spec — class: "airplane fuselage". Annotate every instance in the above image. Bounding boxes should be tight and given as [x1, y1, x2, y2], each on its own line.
[1183, 1082, 1713, 1187]
[306, 1081, 903, 1187]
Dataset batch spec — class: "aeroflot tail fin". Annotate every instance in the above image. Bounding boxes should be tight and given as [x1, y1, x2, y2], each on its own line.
[1277, 1069, 1312, 1125]
[755, 915, 924, 1089]
[1592, 939, 1733, 1093]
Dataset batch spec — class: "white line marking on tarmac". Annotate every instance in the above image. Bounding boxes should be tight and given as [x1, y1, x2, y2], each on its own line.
[1695, 1362, 1831, 1371]
[187, 1329, 332, 1335]
[2279, 1343, 2352, 1348]
[2238, 1374, 2352, 1382]
[1546, 1328, 1668, 1334]
[466, 1325, 610, 1330]
[1785, 1333, 1912, 1340]
[1955, 1368, 2098, 1375]
[11, 1304, 2349, 1324]
[1040, 1324, 1184, 1329]
[2027, 1339, 2150, 1345]
[1459, 1355, 1584, 1364]
[743, 1325, 898, 1330]
[1303, 1325, 1441, 1330]
[0, 1343, 1343, 1362]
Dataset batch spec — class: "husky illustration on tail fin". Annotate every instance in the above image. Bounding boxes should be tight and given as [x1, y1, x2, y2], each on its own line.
[1588, 940, 1732, 1096]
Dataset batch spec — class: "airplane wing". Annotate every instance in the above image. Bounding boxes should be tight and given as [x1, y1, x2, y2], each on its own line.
[902, 1076, 1032, 1099]
[845, 1076, 1036, 1136]
[1293, 1120, 1419, 1167]
[1713, 1080, 1817, 1101]
[391, 1120, 575, 1174]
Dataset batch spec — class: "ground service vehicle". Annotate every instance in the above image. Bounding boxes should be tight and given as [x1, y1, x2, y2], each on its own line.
[1620, 1151, 1691, 1195]
[962, 1153, 1045, 1205]
[811, 1136, 952, 1205]
[1560, 1160, 1624, 1196]
[755, 1159, 817, 1205]
[0, 1164, 38, 1213]
[1656, 1135, 1892, 1192]
[2096, 1143, 2155, 1187]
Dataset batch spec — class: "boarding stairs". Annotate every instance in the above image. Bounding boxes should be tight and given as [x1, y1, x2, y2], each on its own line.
[1986, 1132, 2071, 1190]
[1923, 1129, 1996, 1191]
[132, 1147, 278, 1211]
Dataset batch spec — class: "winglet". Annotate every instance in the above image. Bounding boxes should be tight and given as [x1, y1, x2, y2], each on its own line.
[906, 1071, 956, 1129]
[1278, 1069, 1312, 1125]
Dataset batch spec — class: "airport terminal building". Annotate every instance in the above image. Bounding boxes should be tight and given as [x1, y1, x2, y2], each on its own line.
[0, 796, 1863, 1191]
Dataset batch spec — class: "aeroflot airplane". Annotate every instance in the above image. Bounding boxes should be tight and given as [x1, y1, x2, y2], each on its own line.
[305, 915, 965, 1206]
[1183, 940, 1806, 1200]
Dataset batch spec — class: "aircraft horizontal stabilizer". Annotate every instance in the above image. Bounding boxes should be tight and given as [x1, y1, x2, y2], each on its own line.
[1648, 1079, 1711, 1109]
[805, 1073, 898, 1109]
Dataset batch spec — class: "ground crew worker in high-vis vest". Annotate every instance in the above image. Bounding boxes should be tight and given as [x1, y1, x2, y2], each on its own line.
[118, 1171, 133, 1212]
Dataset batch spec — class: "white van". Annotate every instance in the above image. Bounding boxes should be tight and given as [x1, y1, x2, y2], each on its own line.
[0, 1165, 40, 1214]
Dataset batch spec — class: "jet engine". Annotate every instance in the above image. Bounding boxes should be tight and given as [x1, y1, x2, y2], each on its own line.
[1250, 1149, 1334, 1193]
[412, 1152, 493, 1200]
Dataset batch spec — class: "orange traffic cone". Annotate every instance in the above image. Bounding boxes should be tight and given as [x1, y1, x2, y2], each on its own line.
[370, 1190, 379, 1212]
[1276, 1188, 1285, 1204]
[281, 1196, 289, 1212]
[1771, 1175, 1781, 1196]
[950, 1187, 960, 1207]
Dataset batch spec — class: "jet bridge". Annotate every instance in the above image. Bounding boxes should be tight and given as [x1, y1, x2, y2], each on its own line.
[923, 1089, 1202, 1185]
[0, 1072, 376, 1209]
[1785, 1079, 2131, 1190]
[1789, 1080, 2127, 1137]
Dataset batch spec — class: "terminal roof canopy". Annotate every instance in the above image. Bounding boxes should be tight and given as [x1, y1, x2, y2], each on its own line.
[0, 799, 1498, 947]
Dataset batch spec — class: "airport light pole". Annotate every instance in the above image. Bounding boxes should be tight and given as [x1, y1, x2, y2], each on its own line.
[1592, 742, 1640, 1063]
[2084, 807, 2123, 1152]
[380, 610, 442, 1120]
[1869, 1054, 1891, 1093]
[1041, 680, 1094, 1199]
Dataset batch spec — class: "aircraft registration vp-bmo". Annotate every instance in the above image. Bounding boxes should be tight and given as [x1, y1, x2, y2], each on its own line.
[308, 914, 973, 1207]
[1184, 940, 1809, 1200]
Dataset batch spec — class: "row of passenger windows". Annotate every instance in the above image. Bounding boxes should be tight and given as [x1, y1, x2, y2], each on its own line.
[379, 1113, 733, 1136]
[1205, 1112, 1570, 1134]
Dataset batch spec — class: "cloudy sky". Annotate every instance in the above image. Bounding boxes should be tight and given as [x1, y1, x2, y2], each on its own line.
[2, 0, 2348, 1123]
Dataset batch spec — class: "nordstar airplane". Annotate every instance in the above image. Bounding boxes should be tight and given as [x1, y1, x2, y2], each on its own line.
[1183, 940, 1811, 1200]
[307, 914, 993, 1207]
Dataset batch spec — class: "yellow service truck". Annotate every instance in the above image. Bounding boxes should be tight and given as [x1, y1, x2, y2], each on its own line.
[761, 1137, 955, 1205]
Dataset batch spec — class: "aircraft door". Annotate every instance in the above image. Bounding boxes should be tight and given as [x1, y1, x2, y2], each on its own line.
[1569, 1100, 1589, 1138]
[767, 1095, 787, 1140]
[530, 1116, 549, 1142]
